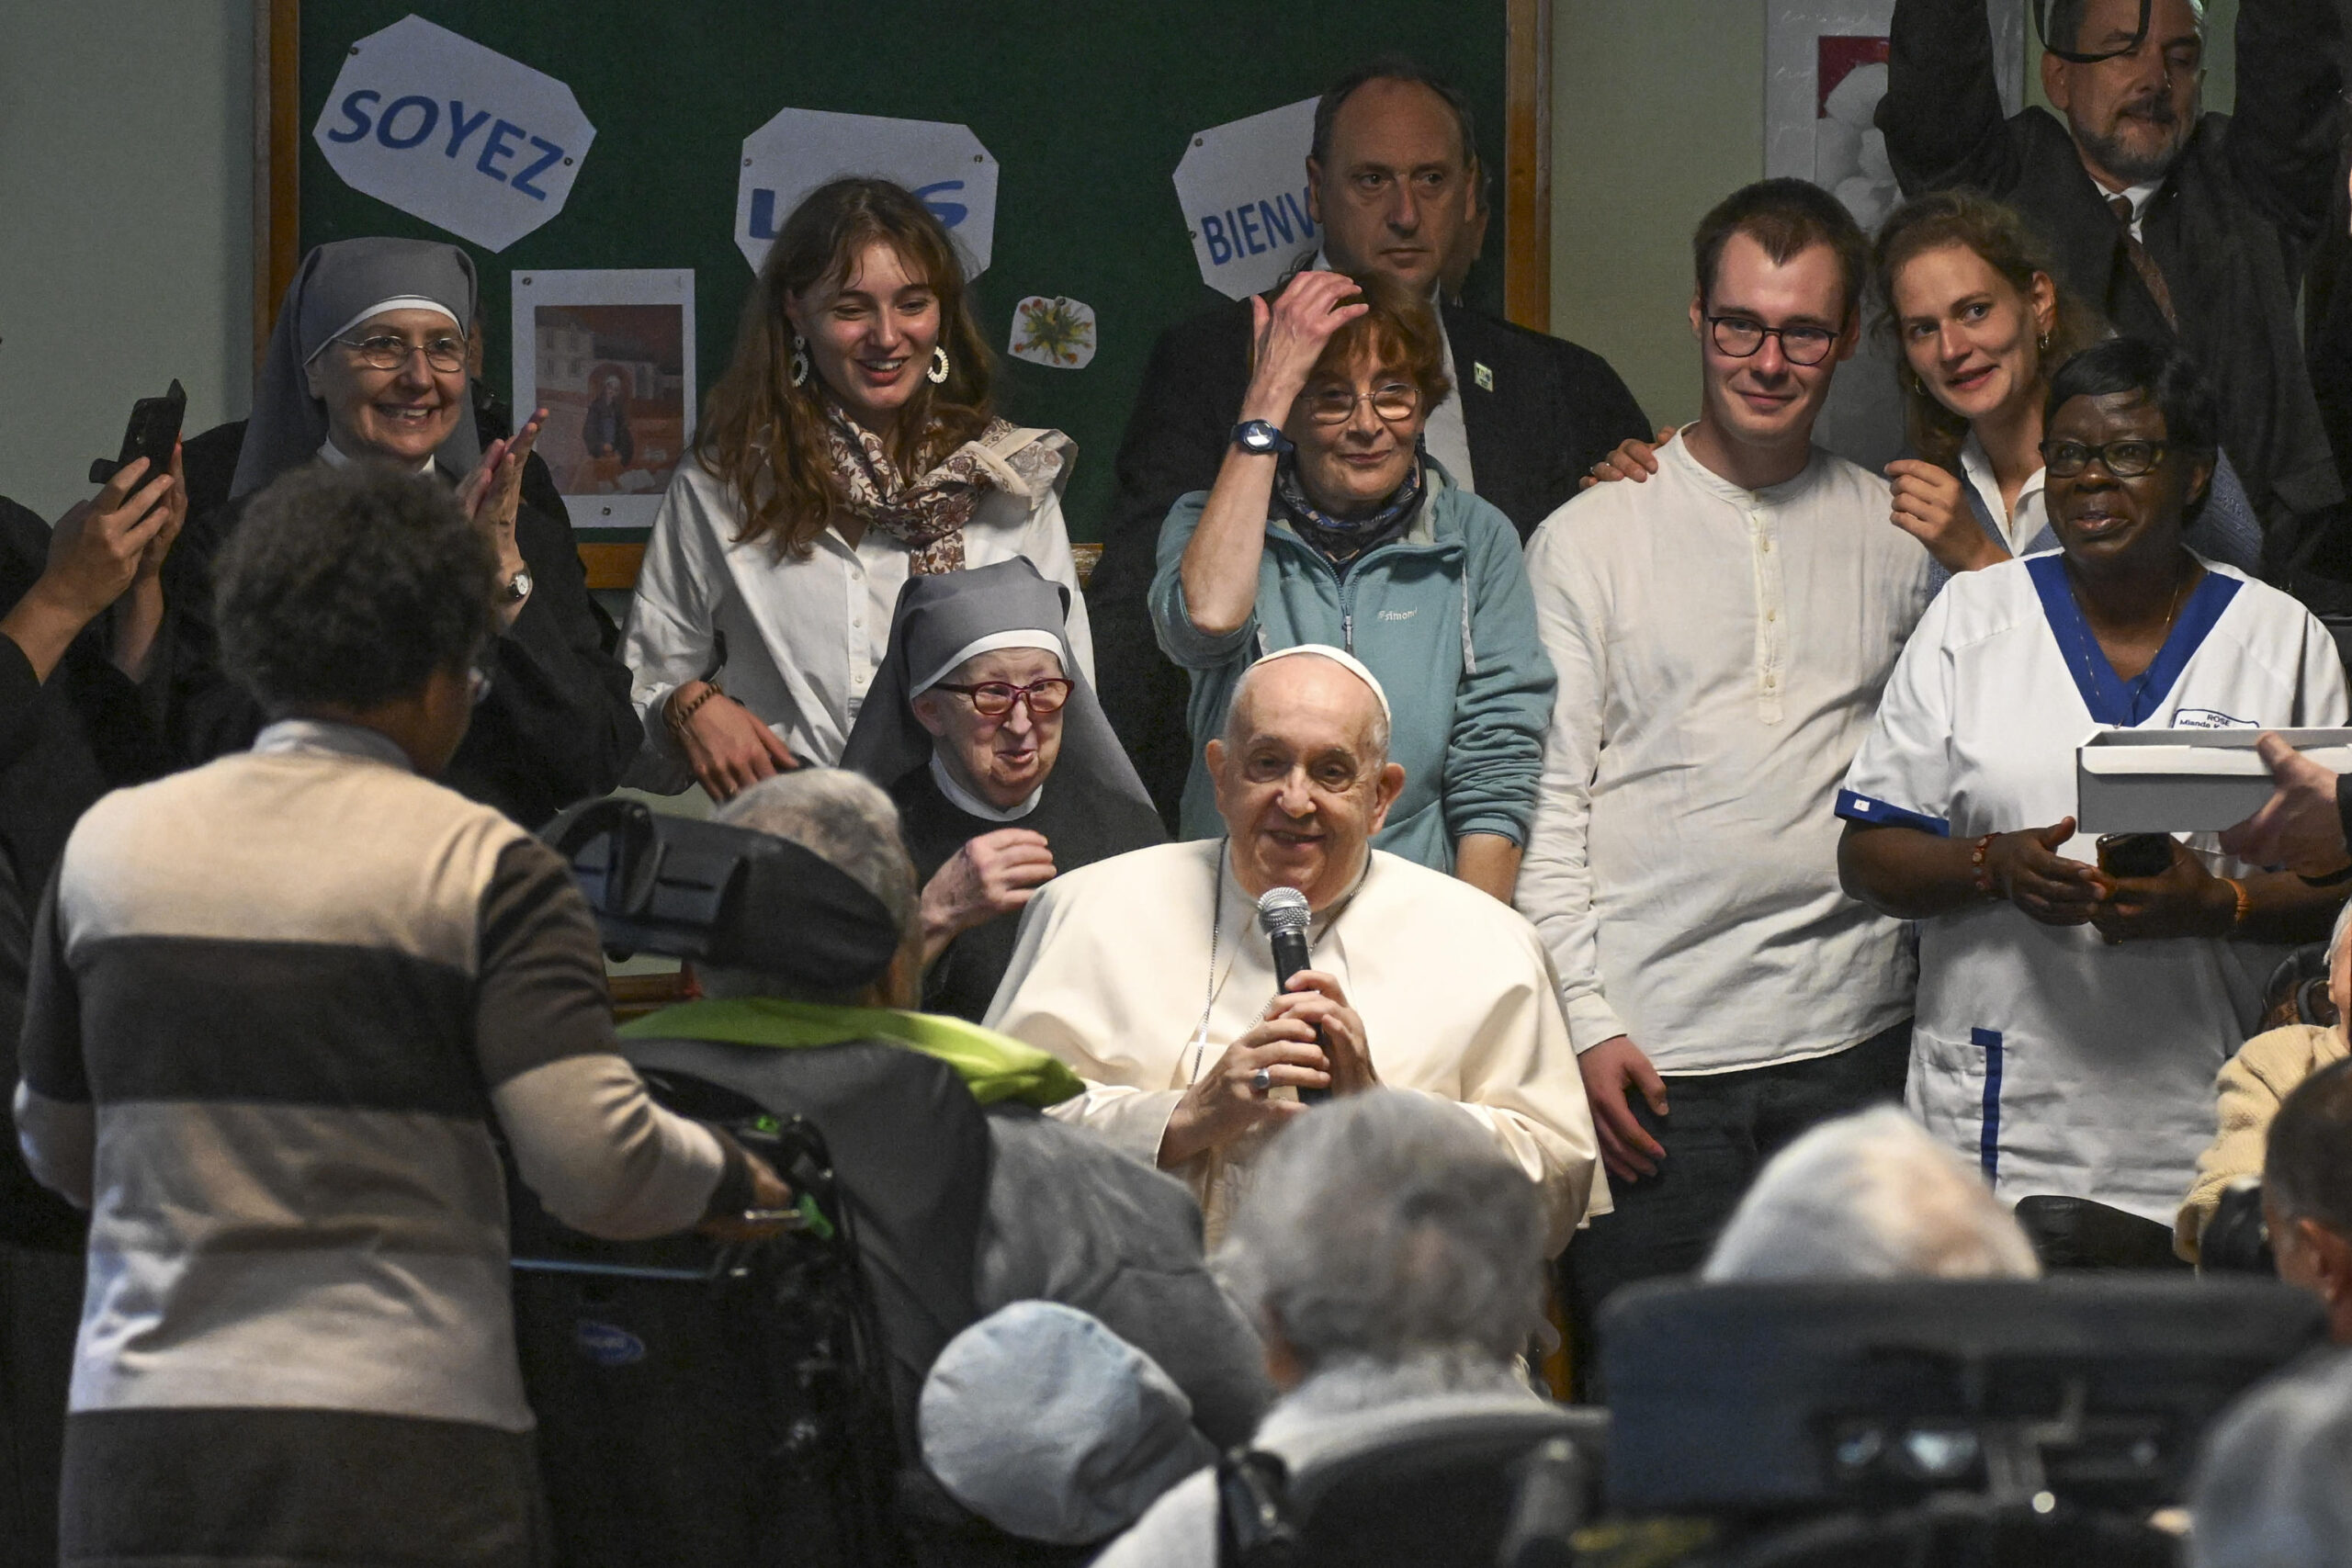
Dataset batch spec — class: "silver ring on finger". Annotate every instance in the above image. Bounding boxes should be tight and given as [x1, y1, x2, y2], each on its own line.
[1250, 1066, 1274, 1096]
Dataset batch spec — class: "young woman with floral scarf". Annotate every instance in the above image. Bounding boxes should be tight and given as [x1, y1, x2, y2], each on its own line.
[622, 177, 1088, 799]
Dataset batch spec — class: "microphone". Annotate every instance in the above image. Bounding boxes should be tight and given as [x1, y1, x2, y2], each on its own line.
[1256, 887, 1329, 1105]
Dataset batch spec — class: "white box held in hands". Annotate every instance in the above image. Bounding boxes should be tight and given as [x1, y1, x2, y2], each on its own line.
[2076, 728, 2352, 834]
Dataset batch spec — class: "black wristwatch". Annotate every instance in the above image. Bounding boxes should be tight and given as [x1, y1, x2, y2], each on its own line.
[1231, 419, 1293, 457]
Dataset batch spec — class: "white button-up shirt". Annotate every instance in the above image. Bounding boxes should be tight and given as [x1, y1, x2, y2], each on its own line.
[1514, 433, 1935, 1075]
[620, 461, 1093, 788]
[1958, 431, 2049, 558]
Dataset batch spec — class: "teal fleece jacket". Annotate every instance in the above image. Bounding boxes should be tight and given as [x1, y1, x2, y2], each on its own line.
[1148, 464, 1555, 871]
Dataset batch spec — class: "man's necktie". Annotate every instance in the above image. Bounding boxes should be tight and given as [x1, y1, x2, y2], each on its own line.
[2109, 193, 2177, 332]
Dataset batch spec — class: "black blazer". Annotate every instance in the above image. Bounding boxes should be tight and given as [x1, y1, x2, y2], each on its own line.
[155, 464, 639, 829]
[1087, 295, 1649, 823]
[1881, 0, 2345, 571]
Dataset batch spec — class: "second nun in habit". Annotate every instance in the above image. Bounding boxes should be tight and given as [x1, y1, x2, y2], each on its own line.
[841, 558, 1163, 1021]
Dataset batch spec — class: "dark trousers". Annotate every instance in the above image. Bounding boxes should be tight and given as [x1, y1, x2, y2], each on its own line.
[1562, 1020, 1911, 1396]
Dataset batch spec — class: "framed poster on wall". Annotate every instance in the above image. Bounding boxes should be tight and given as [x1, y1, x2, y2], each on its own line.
[1764, 0, 2028, 227]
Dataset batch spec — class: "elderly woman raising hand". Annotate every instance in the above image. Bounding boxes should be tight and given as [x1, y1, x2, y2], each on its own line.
[1149, 270, 1554, 901]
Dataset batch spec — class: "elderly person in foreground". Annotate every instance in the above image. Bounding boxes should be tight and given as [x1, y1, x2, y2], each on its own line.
[840, 558, 1162, 1020]
[623, 769, 1271, 1453]
[2177, 900, 2352, 1260]
[987, 646, 1602, 1249]
[1837, 337, 2350, 1226]
[2187, 1058, 2352, 1568]
[1148, 268, 1555, 899]
[1703, 1106, 2041, 1282]
[1091, 1090, 1559, 1568]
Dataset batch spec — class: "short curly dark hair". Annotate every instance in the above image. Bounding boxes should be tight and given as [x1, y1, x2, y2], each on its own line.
[216, 463, 495, 714]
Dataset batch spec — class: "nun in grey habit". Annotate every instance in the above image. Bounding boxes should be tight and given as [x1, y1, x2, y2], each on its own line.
[842, 558, 1163, 1021]
[154, 237, 637, 826]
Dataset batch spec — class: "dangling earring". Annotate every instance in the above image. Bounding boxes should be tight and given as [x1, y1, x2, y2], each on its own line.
[789, 335, 810, 389]
[2038, 331, 2052, 354]
[1911, 372, 1929, 398]
[928, 344, 950, 385]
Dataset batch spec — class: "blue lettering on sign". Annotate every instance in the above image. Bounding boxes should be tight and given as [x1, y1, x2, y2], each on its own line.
[1258, 197, 1294, 247]
[443, 101, 492, 159]
[911, 180, 967, 229]
[574, 1319, 646, 1369]
[1204, 186, 1319, 271]
[1283, 188, 1317, 240]
[748, 188, 782, 241]
[511, 137, 565, 200]
[375, 94, 438, 150]
[476, 118, 526, 179]
[327, 89, 380, 142]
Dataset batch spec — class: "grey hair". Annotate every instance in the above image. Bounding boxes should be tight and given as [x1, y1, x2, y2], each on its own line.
[705, 769, 918, 1004]
[1221, 651, 1393, 762]
[1702, 1107, 2041, 1282]
[1214, 1091, 1545, 1372]
[2329, 897, 2352, 977]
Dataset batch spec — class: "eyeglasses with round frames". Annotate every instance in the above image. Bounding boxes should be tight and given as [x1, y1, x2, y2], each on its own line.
[334, 333, 470, 374]
[931, 677, 1073, 717]
[1303, 382, 1423, 425]
[2040, 438, 2171, 479]
[1704, 314, 1839, 367]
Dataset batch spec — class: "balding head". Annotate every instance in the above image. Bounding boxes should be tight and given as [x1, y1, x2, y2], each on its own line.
[1207, 649, 1407, 911]
[1223, 649, 1392, 763]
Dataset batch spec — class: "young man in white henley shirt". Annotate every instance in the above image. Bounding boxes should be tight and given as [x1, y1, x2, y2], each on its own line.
[1516, 180, 1939, 1367]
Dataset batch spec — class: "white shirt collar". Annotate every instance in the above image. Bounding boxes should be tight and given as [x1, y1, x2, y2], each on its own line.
[319, 436, 435, 476]
[2098, 177, 2164, 239]
[930, 750, 1041, 822]
[1958, 431, 2049, 555]
[253, 717, 415, 772]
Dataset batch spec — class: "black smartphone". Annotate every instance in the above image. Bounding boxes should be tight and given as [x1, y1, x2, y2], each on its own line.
[2096, 832, 2175, 879]
[88, 378, 186, 488]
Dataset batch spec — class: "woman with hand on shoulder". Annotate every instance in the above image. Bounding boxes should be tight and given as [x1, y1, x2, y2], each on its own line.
[1148, 269, 1553, 900]
[1581, 191, 2264, 581]
[159, 236, 635, 827]
[624, 177, 1087, 801]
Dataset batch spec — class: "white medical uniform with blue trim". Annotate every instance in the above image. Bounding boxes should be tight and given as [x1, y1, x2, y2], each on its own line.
[1838, 553, 2349, 1222]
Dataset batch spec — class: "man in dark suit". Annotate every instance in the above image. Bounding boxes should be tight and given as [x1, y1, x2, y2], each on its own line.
[1089, 60, 1650, 825]
[1880, 0, 2346, 578]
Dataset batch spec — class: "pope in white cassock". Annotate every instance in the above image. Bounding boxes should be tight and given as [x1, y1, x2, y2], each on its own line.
[985, 645, 1606, 1251]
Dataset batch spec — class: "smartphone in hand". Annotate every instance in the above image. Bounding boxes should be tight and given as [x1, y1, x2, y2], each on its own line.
[89, 378, 186, 489]
[2096, 832, 2175, 879]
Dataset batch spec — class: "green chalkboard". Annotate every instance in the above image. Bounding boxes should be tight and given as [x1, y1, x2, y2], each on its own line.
[295, 2, 1511, 544]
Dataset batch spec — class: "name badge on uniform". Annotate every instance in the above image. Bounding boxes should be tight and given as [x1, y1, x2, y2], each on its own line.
[1473, 362, 1494, 392]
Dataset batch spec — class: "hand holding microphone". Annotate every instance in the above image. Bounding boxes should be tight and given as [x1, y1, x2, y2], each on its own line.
[1257, 888, 1377, 1106]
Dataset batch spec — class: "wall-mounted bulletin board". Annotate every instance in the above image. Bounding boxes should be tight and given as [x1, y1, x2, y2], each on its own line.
[256, 2, 1553, 585]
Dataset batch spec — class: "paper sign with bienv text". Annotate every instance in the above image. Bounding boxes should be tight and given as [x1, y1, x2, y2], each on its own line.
[314, 15, 594, 253]
[736, 108, 997, 276]
[1172, 97, 1320, 301]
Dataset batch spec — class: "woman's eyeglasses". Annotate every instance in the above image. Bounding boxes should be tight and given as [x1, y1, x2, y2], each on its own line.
[2041, 438, 2170, 479]
[335, 333, 469, 374]
[1303, 382, 1423, 425]
[932, 677, 1073, 717]
[1704, 314, 1839, 367]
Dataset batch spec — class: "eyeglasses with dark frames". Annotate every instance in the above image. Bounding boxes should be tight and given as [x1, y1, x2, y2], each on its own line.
[1704, 314, 1839, 367]
[931, 677, 1073, 717]
[334, 333, 470, 374]
[2040, 438, 2171, 479]
[1303, 381, 1423, 425]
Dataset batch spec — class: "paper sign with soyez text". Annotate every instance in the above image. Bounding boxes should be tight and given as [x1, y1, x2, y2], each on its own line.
[314, 14, 594, 253]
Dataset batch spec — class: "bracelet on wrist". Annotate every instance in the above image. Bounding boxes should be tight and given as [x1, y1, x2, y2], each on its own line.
[1970, 832, 1997, 897]
[2221, 876, 2251, 936]
[667, 679, 724, 733]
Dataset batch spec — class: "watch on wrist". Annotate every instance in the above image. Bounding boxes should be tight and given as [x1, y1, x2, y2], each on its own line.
[501, 569, 533, 604]
[1231, 419, 1294, 457]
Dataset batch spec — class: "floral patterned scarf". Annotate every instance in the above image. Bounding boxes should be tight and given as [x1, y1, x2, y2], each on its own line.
[826, 408, 1025, 575]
